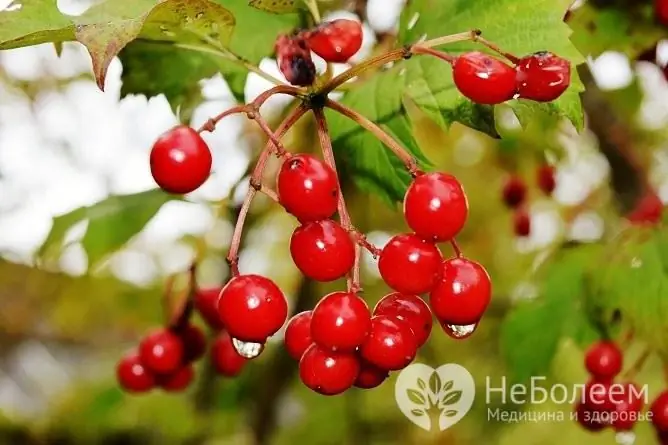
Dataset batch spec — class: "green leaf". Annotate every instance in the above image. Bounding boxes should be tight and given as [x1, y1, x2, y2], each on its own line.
[429, 373, 442, 396]
[0, 0, 74, 48]
[500, 245, 602, 382]
[330, 0, 585, 204]
[440, 390, 462, 406]
[568, 4, 667, 59]
[417, 378, 427, 391]
[411, 409, 426, 416]
[37, 190, 177, 269]
[442, 379, 454, 393]
[407, 389, 427, 405]
[443, 410, 458, 417]
[249, 0, 302, 14]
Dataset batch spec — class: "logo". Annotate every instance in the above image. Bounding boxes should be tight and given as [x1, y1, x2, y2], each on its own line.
[395, 363, 475, 431]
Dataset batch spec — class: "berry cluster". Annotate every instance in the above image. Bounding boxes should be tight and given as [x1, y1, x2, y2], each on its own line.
[275, 19, 363, 86]
[139, 26, 573, 398]
[575, 341, 643, 433]
[501, 164, 556, 237]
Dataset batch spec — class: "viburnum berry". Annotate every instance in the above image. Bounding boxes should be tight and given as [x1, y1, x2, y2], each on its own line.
[307, 19, 363, 63]
[158, 365, 194, 392]
[150, 126, 212, 194]
[138, 328, 185, 375]
[275, 35, 316, 86]
[299, 343, 360, 396]
[378, 234, 443, 295]
[651, 391, 668, 432]
[217, 274, 288, 342]
[116, 352, 156, 393]
[360, 315, 417, 371]
[429, 258, 492, 325]
[502, 176, 527, 208]
[403, 172, 469, 242]
[575, 402, 607, 432]
[516, 51, 571, 102]
[373, 292, 433, 347]
[452, 52, 517, 104]
[211, 331, 247, 377]
[179, 324, 207, 362]
[277, 154, 339, 222]
[656, 0, 668, 27]
[284, 310, 314, 360]
[584, 341, 623, 381]
[627, 192, 664, 225]
[582, 379, 616, 413]
[354, 361, 389, 389]
[194, 287, 224, 330]
[612, 383, 644, 431]
[290, 219, 355, 282]
[513, 209, 531, 237]
[310, 291, 371, 352]
[536, 164, 557, 195]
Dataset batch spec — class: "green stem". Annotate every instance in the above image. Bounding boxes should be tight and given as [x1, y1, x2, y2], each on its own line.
[303, 0, 321, 23]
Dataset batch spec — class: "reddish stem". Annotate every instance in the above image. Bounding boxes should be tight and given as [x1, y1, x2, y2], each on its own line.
[197, 104, 247, 133]
[169, 262, 198, 330]
[351, 230, 382, 257]
[622, 348, 651, 381]
[473, 35, 521, 64]
[450, 239, 463, 258]
[324, 98, 421, 177]
[226, 104, 308, 275]
[412, 46, 455, 64]
[312, 107, 361, 293]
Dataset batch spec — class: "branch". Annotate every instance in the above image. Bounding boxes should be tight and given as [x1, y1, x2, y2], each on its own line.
[324, 98, 420, 176]
[312, 107, 362, 293]
[226, 104, 309, 274]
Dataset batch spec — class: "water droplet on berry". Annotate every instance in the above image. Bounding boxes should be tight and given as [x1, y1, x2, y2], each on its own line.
[443, 323, 477, 339]
[615, 431, 635, 445]
[232, 338, 265, 359]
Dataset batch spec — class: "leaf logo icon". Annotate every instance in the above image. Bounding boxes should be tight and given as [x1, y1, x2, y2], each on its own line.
[395, 363, 475, 431]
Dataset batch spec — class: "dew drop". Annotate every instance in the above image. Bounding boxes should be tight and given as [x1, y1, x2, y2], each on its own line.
[442, 323, 477, 339]
[615, 431, 635, 445]
[232, 338, 265, 358]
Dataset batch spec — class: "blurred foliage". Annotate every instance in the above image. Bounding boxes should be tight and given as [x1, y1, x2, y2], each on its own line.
[0, 0, 668, 445]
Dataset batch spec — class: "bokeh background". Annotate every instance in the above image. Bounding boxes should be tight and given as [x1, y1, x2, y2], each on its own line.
[1, 0, 668, 444]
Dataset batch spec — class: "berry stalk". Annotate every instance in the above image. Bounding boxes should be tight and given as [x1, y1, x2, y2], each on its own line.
[312, 107, 362, 292]
[324, 98, 420, 176]
[226, 104, 309, 275]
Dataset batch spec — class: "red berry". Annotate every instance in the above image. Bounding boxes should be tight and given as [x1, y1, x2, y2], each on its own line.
[373, 292, 433, 347]
[354, 361, 389, 389]
[584, 341, 623, 380]
[452, 52, 517, 104]
[217, 274, 288, 342]
[150, 126, 212, 194]
[275, 35, 316, 86]
[284, 311, 314, 360]
[194, 287, 224, 330]
[116, 352, 156, 393]
[299, 344, 360, 395]
[277, 154, 339, 222]
[360, 315, 418, 371]
[403, 172, 469, 242]
[582, 379, 616, 413]
[575, 402, 607, 432]
[310, 291, 371, 352]
[179, 324, 207, 362]
[502, 176, 527, 208]
[612, 383, 644, 431]
[513, 209, 531, 237]
[158, 365, 194, 392]
[429, 258, 492, 325]
[378, 234, 443, 295]
[627, 192, 664, 225]
[657, 0, 668, 26]
[516, 51, 571, 102]
[651, 391, 668, 432]
[536, 164, 557, 195]
[290, 220, 355, 282]
[211, 331, 247, 377]
[138, 329, 185, 374]
[307, 19, 363, 63]
[659, 430, 668, 445]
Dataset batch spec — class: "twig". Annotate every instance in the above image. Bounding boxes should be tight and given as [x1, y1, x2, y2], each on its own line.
[312, 107, 362, 293]
[226, 104, 309, 274]
[411, 46, 455, 64]
[450, 239, 463, 258]
[324, 98, 420, 176]
[350, 230, 382, 257]
[622, 348, 652, 381]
